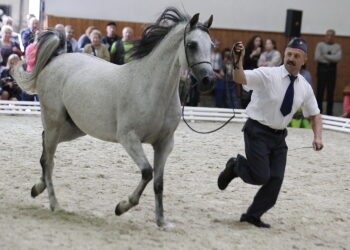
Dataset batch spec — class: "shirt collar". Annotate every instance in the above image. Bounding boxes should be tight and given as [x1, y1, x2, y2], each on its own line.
[281, 65, 300, 79]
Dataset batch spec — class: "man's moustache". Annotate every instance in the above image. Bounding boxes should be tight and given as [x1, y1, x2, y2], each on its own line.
[287, 61, 296, 66]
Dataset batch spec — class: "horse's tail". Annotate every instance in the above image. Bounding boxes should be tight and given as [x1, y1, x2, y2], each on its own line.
[12, 29, 66, 93]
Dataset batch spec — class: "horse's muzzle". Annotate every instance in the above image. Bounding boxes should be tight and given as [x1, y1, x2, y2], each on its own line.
[198, 74, 215, 93]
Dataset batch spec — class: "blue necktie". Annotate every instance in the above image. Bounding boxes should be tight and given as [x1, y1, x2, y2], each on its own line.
[280, 75, 297, 116]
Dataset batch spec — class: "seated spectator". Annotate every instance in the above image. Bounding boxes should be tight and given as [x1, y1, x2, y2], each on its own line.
[0, 15, 20, 44]
[78, 26, 97, 51]
[0, 25, 22, 67]
[341, 86, 350, 118]
[83, 30, 110, 61]
[25, 30, 40, 72]
[257, 38, 281, 67]
[0, 54, 22, 100]
[110, 27, 134, 65]
[21, 17, 39, 52]
[65, 25, 79, 53]
[101, 22, 120, 52]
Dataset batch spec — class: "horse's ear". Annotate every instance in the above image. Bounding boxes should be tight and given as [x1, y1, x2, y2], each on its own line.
[190, 13, 200, 28]
[204, 15, 213, 29]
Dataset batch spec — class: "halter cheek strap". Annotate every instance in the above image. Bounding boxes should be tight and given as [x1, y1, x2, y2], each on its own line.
[183, 23, 212, 70]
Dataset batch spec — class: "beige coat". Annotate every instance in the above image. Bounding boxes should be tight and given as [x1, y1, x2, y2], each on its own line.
[83, 44, 110, 61]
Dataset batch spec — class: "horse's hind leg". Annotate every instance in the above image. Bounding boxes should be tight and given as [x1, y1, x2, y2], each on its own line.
[31, 131, 48, 198]
[115, 131, 153, 215]
[31, 119, 86, 199]
[153, 134, 174, 227]
[40, 125, 62, 211]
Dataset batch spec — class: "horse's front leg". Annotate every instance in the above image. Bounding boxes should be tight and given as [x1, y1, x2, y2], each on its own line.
[153, 134, 175, 228]
[115, 131, 153, 216]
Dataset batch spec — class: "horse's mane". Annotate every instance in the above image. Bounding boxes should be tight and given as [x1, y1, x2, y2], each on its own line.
[129, 7, 191, 60]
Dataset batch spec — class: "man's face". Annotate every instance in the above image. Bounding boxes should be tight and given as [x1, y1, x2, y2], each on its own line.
[107, 25, 116, 36]
[31, 19, 39, 31]
[284, 47, 307, 74]
[66, 28, 74, 39]
[325, 31, 335, 44]
[122, 28, 133, 41]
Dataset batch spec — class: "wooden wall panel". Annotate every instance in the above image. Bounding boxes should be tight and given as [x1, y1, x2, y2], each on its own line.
[46, 15, 349, 101]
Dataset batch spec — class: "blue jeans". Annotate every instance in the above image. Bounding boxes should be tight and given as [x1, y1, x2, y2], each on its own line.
[215, 79, 239, 108]
[21, 92, 39, 101]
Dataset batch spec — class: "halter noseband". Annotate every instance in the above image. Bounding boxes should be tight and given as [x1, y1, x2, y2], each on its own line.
[183, 23, 212, 70]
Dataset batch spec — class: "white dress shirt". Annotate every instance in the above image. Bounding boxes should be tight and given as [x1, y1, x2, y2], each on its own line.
[244, 65, 320, 129]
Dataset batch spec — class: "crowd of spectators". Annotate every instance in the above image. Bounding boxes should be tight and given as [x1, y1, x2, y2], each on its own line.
[0, 14, 134, 102]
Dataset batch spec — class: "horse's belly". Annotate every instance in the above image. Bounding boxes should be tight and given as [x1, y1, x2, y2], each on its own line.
[63, 98, 118, 142]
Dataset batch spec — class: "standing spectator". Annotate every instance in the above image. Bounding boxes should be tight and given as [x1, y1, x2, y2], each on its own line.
[110, 27, 134, 65]
[258, 38, 281, 67]
[221, 48, 239, 108]
[0, 15, 20, 44]
[21, 17, 39, 52]
[0, 54, 22, 100]
[210, 38, 225, 107]
[78, 26, 97, 52]
[242, 35, 263, 108]
[83, 30, 110, 61]
[65, 25, 79, 53]
[244, 35, 263, 70]
[300, 64, 312, 85]
[101, 22, 120, 52]
[178, 69, 190, 105]
[0, 25, 22, 67]
[315, 29, 342, 115]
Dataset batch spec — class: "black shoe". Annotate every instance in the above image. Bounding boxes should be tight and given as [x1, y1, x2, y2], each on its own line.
[217, 157, 237, 190]
[240, 214, 271, 228]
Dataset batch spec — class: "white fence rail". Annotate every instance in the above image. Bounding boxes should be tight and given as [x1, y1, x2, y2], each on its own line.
[0, 101, 349, 133]
[0, 100, 41, 115]
[320, 114, 350, 133]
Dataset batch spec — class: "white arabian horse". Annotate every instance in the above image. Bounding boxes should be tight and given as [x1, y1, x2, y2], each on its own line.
[13, 8, 215, 227]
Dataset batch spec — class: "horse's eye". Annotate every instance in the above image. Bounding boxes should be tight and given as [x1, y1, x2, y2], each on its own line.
[187, 41, 197, 50]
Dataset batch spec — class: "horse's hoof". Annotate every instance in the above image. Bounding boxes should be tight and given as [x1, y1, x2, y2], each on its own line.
[31, 185, 39, 198]
[115, 204, 123, 216]
[157, 219, 175, 229]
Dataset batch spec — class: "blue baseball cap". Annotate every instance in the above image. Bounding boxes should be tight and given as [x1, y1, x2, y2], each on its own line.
[287, 37, 307, 53]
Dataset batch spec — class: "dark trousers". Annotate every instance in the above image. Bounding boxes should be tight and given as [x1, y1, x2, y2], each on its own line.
[316, 63, 337, 115]
[235, 119, 288, 218]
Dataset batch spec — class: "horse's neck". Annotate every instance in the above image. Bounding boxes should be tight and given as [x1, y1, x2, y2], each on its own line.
[143, 26, 185, 97]
[147, 26, 185, 77]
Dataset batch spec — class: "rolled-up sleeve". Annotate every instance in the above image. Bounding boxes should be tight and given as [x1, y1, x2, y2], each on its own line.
[302, 84, 320, 117]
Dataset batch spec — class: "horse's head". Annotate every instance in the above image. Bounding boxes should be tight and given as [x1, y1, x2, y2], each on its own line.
[182, 14, 215, 93]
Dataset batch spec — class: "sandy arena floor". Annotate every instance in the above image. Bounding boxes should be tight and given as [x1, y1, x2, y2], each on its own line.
[0, 115, 349, 250]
